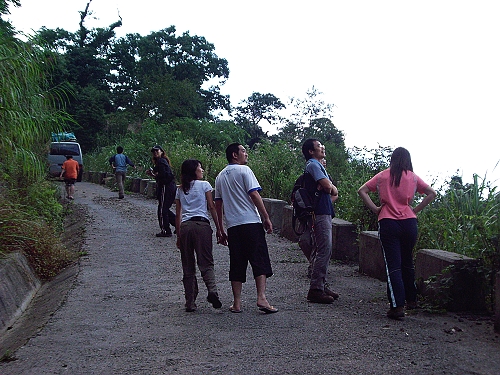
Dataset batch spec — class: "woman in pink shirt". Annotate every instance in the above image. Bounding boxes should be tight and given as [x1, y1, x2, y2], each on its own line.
[358, 147, 436, 319]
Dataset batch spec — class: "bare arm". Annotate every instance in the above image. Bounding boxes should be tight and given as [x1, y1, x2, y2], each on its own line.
[248, 190, 273, 234]
[206, 191, 225, 244]
[413, 185, 437, 214]
[214, 199, 227, 245]
[358, 184, 381, 215]
[175, 199, 181, 249]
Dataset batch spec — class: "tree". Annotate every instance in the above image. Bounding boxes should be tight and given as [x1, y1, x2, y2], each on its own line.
[233, 92, 285, 147]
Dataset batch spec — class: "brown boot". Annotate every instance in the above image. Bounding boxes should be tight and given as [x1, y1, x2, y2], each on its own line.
[307, 289, 335, 304]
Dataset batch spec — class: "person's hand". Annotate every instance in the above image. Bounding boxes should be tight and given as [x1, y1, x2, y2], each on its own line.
[216, 231, 228, 246]
[263, 218, 273, 234]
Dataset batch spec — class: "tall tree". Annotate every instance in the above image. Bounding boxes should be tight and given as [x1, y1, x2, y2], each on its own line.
[233, 92, 285, 147]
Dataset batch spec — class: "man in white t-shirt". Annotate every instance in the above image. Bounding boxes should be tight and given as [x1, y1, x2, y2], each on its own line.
[215, 143, 278, 314]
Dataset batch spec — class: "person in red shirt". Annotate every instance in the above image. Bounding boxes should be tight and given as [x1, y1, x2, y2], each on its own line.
[358, 147, 436, 319]
[60, 155, 80, 200]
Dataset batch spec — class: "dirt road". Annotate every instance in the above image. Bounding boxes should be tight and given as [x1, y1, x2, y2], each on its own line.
[1, 182, 500, 374]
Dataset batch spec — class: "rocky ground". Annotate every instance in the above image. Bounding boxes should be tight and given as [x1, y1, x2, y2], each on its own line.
[1, 181, 499, 375]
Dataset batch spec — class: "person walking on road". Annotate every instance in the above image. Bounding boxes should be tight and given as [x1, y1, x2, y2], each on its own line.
[147, 145, 176, 237]
[175, 159, 224, 312]
[215, 143, 278, 314]
[299, 139, 339, 304]
[59, 154, 79, 200]
[358, 147, 436, 319]
[109, 146, 135, 199]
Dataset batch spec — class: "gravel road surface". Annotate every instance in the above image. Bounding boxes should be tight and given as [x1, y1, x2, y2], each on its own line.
[1, 182, 499, 375]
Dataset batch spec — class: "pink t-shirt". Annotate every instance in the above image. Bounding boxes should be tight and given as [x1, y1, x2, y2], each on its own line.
[365, 168, 429, 221]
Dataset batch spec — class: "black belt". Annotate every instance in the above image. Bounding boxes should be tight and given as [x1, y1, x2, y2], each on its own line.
[188, 216, 209, 223]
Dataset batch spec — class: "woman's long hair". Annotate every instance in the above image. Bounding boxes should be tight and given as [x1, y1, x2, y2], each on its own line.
[180, 159, 202, 194]
[390, 147, 413, 187]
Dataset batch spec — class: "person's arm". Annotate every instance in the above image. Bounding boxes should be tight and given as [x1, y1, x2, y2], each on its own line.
[358, 184, 381, 215]
[317, 177, 338, 197]
[126, 156, 135, 168]
[206, 191, 224, 244]
[248, 190, 273, 234]
[214, 199, 227, 245]
[175, 199, 181, 249]
[413, 185, 437, 214]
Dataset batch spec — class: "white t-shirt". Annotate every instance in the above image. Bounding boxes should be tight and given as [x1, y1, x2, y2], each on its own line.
[215, 164, 262, 229]
[175, 180, 212, 222]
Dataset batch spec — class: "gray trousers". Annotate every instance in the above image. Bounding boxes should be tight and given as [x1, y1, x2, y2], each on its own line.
[299, 214, 332, 291]
[179, 220, 217, 303]
[115, 171, 126, 197]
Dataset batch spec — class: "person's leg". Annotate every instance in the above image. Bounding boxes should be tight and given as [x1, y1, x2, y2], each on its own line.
[379, 219, 405, 308]
[179, 222, 198, 311]
[156, 185, 165, 231]
[400, 219, 418, 305]
[309, 215, 332, 291]
[193, 222, 218, 295]
[116, 172, 125, 198]
[230, 281, 243, 311]
[227, 226, 248, 311]
[69, 183, 75, 198]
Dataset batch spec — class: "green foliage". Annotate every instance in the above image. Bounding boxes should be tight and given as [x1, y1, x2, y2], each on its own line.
[335, 145, 393, 231]
[248, 140, 304, 201]
[0, 30, 70, 278]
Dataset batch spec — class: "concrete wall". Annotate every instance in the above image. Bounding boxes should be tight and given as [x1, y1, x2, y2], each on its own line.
[358, 231, 386, 281]
[0, 252, 41, 334]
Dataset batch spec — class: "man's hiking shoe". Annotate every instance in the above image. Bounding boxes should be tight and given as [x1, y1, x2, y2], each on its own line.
[207, 292, 222, 309]
[387, 306, 405, 319]
[156, 230, 172, 237]
[307, 289, 335, 304]
[324, 287, 339, 300]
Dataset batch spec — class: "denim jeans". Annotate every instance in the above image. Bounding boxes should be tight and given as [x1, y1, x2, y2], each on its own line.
[378, 218, 418, 308]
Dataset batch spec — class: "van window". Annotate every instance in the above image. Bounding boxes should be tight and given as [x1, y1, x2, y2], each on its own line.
[50, 143, 81, 156]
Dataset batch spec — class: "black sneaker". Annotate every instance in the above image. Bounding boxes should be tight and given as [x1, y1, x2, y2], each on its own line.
[185, 302, 197, 312]
[207, 292, 222, 309]
[307, 289, 335, 304]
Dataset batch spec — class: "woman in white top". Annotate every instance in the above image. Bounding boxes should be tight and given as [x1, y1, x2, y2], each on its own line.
[175, 159, 224, 312]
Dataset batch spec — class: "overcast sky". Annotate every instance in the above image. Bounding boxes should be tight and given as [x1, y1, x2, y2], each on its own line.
[8, 0, 500, 188]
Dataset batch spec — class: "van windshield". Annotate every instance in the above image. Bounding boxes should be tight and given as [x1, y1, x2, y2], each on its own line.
[50, 143, 80, 156]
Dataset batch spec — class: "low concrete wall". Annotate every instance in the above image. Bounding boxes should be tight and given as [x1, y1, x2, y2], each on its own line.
[332, 218, 358, 262]
[262, 198, 287, 231]
[415, 249, 486, 312]
[0, 252, 41, 334]
[146, 181, 157, 198]
[131, 178, 142, 193]
[280, 205, 299, 242]
[358, 231, 386, 281]
[496, 272, 500, 333]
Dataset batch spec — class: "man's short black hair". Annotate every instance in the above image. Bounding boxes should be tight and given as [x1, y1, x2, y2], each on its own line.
[302, 138, 318, 160]
[225, 143, 241, 163]
[117, 146, 124, 153]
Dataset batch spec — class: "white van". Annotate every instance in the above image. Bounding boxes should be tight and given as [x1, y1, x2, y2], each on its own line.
[48, 141, 84, 181]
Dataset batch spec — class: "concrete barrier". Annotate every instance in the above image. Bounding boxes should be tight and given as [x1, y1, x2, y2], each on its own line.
[131, 178, 142, 193]
[280, 205, 299, 242]
[496, 272, 500, 333]
[262, 198, 287, 231]
[146, 180, 157, 198]
[332, 218, 358, 262]
[358, 231, 386, 281]
[415, 249, 486, 312]
[0, 252, 41, 334]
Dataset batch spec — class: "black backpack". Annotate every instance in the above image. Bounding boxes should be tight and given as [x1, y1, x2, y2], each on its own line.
[290, 172, 319, 236]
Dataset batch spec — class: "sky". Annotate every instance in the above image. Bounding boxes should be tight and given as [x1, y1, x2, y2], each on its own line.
[7, 0, 500, 189]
